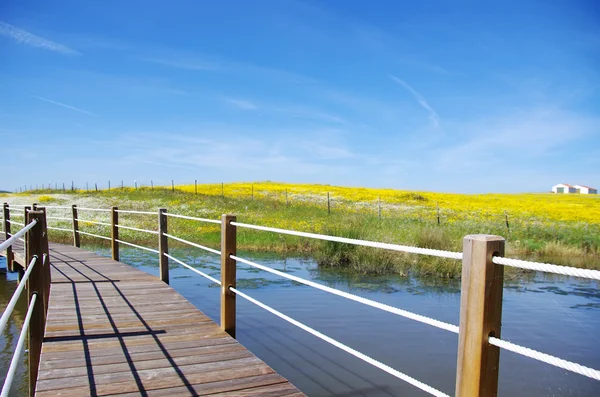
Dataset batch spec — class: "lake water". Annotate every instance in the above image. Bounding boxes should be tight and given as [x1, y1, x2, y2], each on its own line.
[1, 247, 599, 396]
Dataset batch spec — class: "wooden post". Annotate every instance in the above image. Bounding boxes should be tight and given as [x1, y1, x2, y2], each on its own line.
[25, 210, 48, 397]
[151, 180, 153, 190]
[378, 196, 382, 220]
[455, 235, 505, 397]
[286, 189, 288, 206]
[71, 181, 74, 191]
[95, 182, 98, 192]
[158, 208, 169, 284]
[24, 206, 31, 263]
[39, 207, 51, 312]
[135, 180, 138, 190]
[195, 180, 197, 194]
[71, 204, 80, 248]
[86, 182, 89, 192]
[62, 182, 65, 192]
[221, 183, 224, 198]
[220, 214, 236, 338]
[108, 181, 111, 191]
[251, 184, 254, 200]
[504, 211, 510, 234]
[437, 202, 441, 225]
[111, 206, 119, 261]
[121, 180, 124, 190]
[327, 192, 331, 215]
[3, 203, 14, 272]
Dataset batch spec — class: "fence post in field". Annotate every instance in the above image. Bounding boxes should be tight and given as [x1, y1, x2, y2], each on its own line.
[108, 181, 111, 191]
[171, 180, 174, 193]
[436, 202, 441, 225]
[121, 180, 124, 190]
[3, 203, 14, 272]
[327, 192, 331, 214]
[86, 182, 89, 192]
[62, 182, 65, 192]
[221, 214, 236, 338]
[286, 189, 288, 206]
[195, 179, 197, 194]
[378, 196, 382, 220]
[504, 211, 510, 234]
[251, 184, 254, 200]
[111, 206, 119, 261]
[158, 208, 169, 284]
[95, 183, 98, 192]
[71, 204, 80, 248]
[455, 234, 505, 397]
[25, 209, 48, 397]
[23, 206, 31, 263]
[151, 180, 153, 190]
[221, 183, 224, 198]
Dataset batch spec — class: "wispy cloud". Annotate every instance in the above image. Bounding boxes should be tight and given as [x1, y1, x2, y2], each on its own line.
[222, 97, 258, 110]
[389, 75, 439, 127]
[0, 21, 78, 55]
[143, 56, 219, 71]
[32, 96, 94, 116]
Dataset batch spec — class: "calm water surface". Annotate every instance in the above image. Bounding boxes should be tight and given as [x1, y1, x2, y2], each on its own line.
[1, 248, 599, 396]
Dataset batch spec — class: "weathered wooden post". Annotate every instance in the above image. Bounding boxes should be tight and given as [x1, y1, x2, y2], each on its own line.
[23, 206, 31, 264]
[171, 180, 174, 192]
[195, 179, 197, 194]
[158, 208, 169, 284]
[3, 203, 14, 272]
[437, 202, 441, 225]
[71, 204, 80, 248]
[221, 214, 236, 338]
[327, 192, 331, 215]
[455, 235, 505, 397]
[111, 206, 119, 261]
[378, 196, 382, 220]
[25, 209, 49, 397]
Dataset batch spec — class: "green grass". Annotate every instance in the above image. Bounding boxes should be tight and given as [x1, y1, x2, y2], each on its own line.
[6, 187, 600, 279]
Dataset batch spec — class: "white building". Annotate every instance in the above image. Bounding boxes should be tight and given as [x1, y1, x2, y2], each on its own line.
[573, 185, 598, 194]
[552, 184, 576, 194]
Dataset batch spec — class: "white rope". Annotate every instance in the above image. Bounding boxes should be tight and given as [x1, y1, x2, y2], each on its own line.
[47, 226, 72, 233]
[17, 238, 25, 243]
[230, 287, 450, 397]
[39, 205, 71, 209]
[6, 220, 25, 227]
[1, 293, 37, 397]
[115, 209, 156, 215]
[0, 256, 37, 333]
[164, 233, 221, 255]
[164, 212, 221, 224]
[6, 213, 23, 217]
[231, 222, 463, 260]
[77, 230, 112, 241]
[46, 216, 73, 221]
[0, 220, 37, 252]
[115, 224, 158, 235]
[75, 219, 111, 227]
[115, 239, 159, 254]
[489, 336, 600, 381]
[76, 207, 111, 212]
[492, 256, 600, 281]
[164, 253, 221, 285]
[7, 204, 27, 208]
[231, 255, 459, 333]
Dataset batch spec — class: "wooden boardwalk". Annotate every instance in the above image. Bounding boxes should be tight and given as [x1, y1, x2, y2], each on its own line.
[1, 238, 304, 397]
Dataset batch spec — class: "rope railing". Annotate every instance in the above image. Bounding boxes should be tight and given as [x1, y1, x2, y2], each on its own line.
[77, 230, 112, 241]
[0, 219, 37, 252]
[1, 293, 37, 397]
[115, 239, 159, 254]
[164, 212, 221, 224]
[38, 205, 71, 209]
[76, 207, 111, 212]
[231, 222, 464, 260]
[163, 233, 221, 256]
[229, 286, 450, 397]
[75, 218, 112, 227]
[488, 336, 600, 381]
[492, 256, 600, 281]
[115, 209, 156, 215]
[6, 220, 25, 227]
[231, 254, 459, 333]
[0, 255, 37, 333]
[164, 253, 221, 284]
[115, 224, 159, 235]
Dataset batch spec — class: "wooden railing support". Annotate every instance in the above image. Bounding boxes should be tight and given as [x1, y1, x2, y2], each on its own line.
[25, 209, 49, 397]
[158, 208, 169, 284]
[220, 214, 236, 338]
[111, 206, 119, 261]
[3, 203, 14, 272]
[455, 235, 505, 397]
[71, 204, 80, 248]
[23, 206, 31, 269]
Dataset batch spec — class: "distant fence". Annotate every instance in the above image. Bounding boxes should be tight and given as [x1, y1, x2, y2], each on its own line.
[2, 202, 599, 397]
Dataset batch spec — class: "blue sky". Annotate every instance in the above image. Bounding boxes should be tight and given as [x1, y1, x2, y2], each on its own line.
[1, 0, 599, 193]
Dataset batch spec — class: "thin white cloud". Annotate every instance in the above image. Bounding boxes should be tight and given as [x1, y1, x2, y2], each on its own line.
[32, 96, 94, 116]
[223, 97, 258, 110]
[389, 75, 439, 127]
[0, 21, 78, 55]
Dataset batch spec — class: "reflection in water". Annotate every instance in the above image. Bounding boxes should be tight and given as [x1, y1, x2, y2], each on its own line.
[2, 248, 600, 397]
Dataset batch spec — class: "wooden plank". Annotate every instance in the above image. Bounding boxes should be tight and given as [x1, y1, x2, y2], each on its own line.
[0, 236, 303, 396]
[220, 214, 236, 337]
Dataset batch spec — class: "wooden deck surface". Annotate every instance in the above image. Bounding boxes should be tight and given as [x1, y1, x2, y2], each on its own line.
[1, 237, 304, 397]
